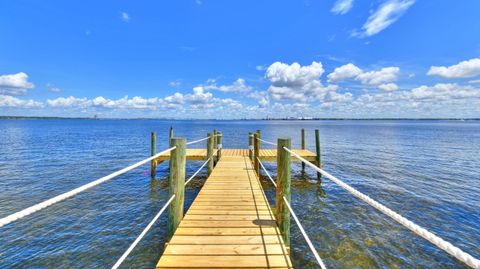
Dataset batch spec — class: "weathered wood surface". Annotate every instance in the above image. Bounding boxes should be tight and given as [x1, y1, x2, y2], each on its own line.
[156, 155, 293, 268]
[154, 149, 315, 163]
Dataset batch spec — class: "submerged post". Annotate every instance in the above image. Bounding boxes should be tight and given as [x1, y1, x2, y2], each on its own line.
[253, 132, 260, 175]
[315, 129, 322, 181]
[167, 137, 186, 240]
[301, 128, 305, 172]
[217, 131, 222, 162]
[248, 132, 253, 161]
[207, 132, 214, 175]
[151, 131, 157, 180]
[276, 138, 291, 247]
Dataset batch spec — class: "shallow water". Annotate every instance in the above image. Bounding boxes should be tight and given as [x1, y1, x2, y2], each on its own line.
[0, 119, 478, 268]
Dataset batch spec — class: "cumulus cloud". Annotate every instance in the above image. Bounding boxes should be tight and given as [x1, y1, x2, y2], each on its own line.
[265, 61, 353, 103]
[354, 0, 415, 37]
[378, 83, 399, 91]
[356, 67, 400, 85]
[248, 91, 269, 108]
[0, 72, 35, 96]
[0, 95, 42, 108]
[266, 61, 324, 87]
[201, 78, 252, 93]
[427, 58, 480, 79]
[331, 0, 354, 15]
[327, 64, 400, 91]
[327, 63, 363, 82]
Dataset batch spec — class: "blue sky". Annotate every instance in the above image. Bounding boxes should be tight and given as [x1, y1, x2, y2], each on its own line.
[1, 0, 480, 118]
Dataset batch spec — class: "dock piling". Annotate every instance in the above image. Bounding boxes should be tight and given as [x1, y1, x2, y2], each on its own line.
[315, 129, 322, 181]
[301, 128, 305, 172]
[151, 131, 157, 180]
[169, 126, 174, 140]
[248, 132, 253, 161]
[253, 132, 260, 175]
[207, 132, 214, 175]
[276, 138, 291, 247]
[217, 131, 222, 161]
[167, 137, 186, 239]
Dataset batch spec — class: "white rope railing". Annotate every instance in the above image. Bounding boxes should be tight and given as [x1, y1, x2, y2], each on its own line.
[257, 138, 277, 146]
[186, 137, 209, 145]
[257, 157, 276, 187]
[185, 157, 210, 186]
[283, 146, 480, 269]
[0, 147, 177, 228]
[111, 194, 176, 269]
[283, 196, 327, 269]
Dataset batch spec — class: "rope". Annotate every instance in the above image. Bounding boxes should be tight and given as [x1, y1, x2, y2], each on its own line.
[111, 194, 176, 269]
[257, 157, 276, 187]
[0, 147, 177, 228]
[257, 138, 277, 146]
[283, 196, 327, 269]
[283, 147, 480, 269]
[186, 136, 209, 145]
[185, 158, 210, 186]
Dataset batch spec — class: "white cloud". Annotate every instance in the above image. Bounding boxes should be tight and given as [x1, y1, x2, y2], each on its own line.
[0, 95, 43, 108]
[265, 61, 348, 103]
[169, 80, 181, 88]
[410, 83, 480, 100]
[327, 63, 363, 82]
[202, 78, 252, 93]
[378, 83, 399, 91]
[0, 72, 35, 96]
[46, 83, 61, 93]
[266, 61, 324, 87]
[121, 12, 130, 22]
[47, 96, 90, 107]
[356, 67, 400, 85]
[427, 58, 480, 79]
[328, 64, 400, 90]
[355, 0, 415, 37]
[248, 91, 269, 108]
[331, 0, 354, 15]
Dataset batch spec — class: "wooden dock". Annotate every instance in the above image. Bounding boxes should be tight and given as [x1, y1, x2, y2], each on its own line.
[154, 148, 316, 163]
[156, 155, 293, 268]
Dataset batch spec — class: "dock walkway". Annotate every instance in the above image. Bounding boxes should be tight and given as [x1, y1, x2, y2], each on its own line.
[156, 153, 293, 268]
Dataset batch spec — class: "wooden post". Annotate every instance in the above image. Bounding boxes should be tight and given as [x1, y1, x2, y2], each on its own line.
[253, 133, 260, 175]
[207, 132, 214, 175]
[167, 137, 186, 239]
[151, 131, 157, 180]
[213, 129, 217, 165]
[217, 131, 222, 162]
[248, 132, 253, 161]
[169, 126, 174, 140]
[301, 128, 305, 172]
[315, 129, 322, 181]
[276, 138, 291, 247]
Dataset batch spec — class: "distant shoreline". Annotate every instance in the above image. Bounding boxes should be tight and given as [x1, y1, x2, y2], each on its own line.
[1, 116, 479, 121]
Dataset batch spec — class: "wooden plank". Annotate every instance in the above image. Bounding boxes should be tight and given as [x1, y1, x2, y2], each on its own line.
[163, 244, 288, 255]
[175, 227, 281, 236]
[157, 255, 292, 268]
[180, 220, 278, 228]
[168, 235, 284, 245]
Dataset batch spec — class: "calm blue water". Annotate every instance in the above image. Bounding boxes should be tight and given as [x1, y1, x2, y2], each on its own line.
[0, 119, 479, 268]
